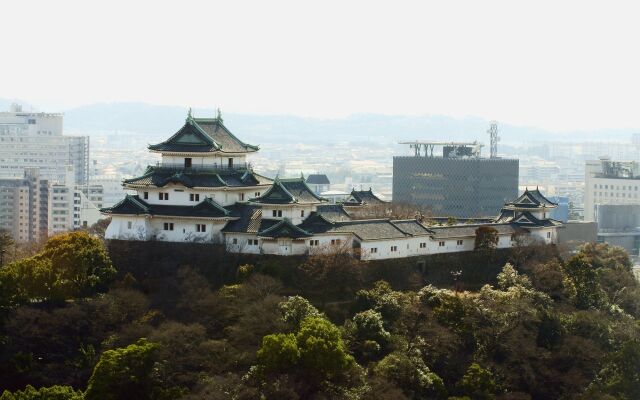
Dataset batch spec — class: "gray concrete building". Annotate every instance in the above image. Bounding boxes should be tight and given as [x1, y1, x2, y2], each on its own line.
[0, 169, 49, 242]
[0, 103, 89, 185]
[393, 143, 519, 218]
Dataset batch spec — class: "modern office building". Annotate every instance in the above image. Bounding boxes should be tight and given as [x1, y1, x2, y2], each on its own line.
[584, 159, 640, 221]
[393, 142, 519, 218]
[0, 103, 89, 185]
[0, 169, 49, 242]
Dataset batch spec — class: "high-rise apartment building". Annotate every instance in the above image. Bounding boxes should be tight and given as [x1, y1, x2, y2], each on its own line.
[584, 159, 640, 221]
[0, 104, 88, 185]
[0, 169, 49, 242]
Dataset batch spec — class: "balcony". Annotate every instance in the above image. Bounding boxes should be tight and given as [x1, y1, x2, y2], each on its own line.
[154, 162, 252, 174]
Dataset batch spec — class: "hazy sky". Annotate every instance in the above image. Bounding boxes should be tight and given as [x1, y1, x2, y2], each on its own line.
[2, 0, 640, 131]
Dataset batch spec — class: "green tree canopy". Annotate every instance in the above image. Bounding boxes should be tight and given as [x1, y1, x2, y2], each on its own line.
[0, 385, 83, 400]
[85, 339, 160, 400]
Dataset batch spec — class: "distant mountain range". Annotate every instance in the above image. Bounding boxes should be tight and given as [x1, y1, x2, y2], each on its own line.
[1, 99, 637, 144]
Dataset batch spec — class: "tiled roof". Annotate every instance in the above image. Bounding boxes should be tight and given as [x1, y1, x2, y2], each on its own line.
[430, 223, 519, 239]
[505, 188, 557, 209]
[496, 210, 563, 228]
[148, 116, 258, 154]
[391, 220, 434, 236]
[101, 195, 233, 219]
[258, 219, 313, 239]
[343, 188, 387, 206]
[123, 167, 272, 189]
[315, 204, 352, 222]
[250, 177, 327, 205]
[222, 204, 279, 234]
[302, 218, 410, 241]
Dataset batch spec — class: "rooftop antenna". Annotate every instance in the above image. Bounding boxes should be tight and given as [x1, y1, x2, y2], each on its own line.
[487, 121, 499, 158]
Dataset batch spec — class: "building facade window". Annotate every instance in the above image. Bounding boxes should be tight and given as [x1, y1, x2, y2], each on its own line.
[184, 158, 192, 168]
[239, 193, 245, 201]
[272, 210, 282, 217]
[163, 222, 174, 231]
[309, 239, 319, 246]
[370, 248, 378, 253]
[196, 224, 206, 232]
[190, 193, 200, 201]
[127, 221, 132, 229]
[391, 245, 398, 252]
[439, 241, 445, 247]
[419, 242, 427, 248]
[457, 239, 463, 245]
[143, 191, 148, 199]
[159, 192, 169, 200]
[301, 210, 305, 217]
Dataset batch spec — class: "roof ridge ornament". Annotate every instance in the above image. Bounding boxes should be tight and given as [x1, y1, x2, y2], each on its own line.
[216, 107, 223, 123]
[187, 107, 193, 121]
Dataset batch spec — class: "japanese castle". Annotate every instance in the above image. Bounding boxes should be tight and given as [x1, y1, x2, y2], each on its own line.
[102, 111, 562, 260]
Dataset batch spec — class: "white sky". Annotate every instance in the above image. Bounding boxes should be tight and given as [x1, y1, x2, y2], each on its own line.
[2, 0, 640, 131]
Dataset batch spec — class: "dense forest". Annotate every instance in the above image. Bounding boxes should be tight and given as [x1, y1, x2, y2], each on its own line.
[0, 231, 639, 399]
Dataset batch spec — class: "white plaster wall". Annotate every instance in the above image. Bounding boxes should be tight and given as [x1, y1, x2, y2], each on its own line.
[260, 205, 317, 225]
[105, 216, 150, 240]
[161, 154, 247, 168]
[135, 186, 263, 207]
[225, 234, 262, 254]
[146, 218, 227, 243]
[260, 239, 308, 255]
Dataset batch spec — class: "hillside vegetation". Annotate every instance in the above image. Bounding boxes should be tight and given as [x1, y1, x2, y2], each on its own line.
[0, 232, 639, 399]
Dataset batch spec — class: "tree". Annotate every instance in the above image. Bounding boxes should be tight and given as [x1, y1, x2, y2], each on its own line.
[41, 232, 116, 298]
[0, 230, 14, 266]
[496, 263, 531, 291]
[85, 339, 161, 400]
[474, 226, 499, 252]
[564, 254, 606, 309]
[257, 333, 300, 373]
[278, 295, 323, 331]
[0, 385, 83, 400]
[458, 363, 498, 400]
[374, 351, 446, 399]
[586, 340, 640, 399]
[256, 316, 354, 382]
[296, 317, 354, 379]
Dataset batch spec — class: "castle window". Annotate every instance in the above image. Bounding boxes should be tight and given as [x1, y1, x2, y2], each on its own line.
[371, 248, 378, 253]
[438, 241, 445, 247]
[249, 239, 259, 246]
[547, 232, 551, 238]
[309, 239, 319, 246]
[419, 242, 426, 248]
[254, 192, 261, 197]
[239, 193, 245, 201]
[232, 238, 238, 244]
[190, 193, 200, 201]
[196, 224, 206, 232]
[272, 210, 282, 217]
[184, 158, 192, 168]
[457, 240, 464, 245]
[391, 245, 398, 252]
[159, 192, 169, 200]
[163, 222, 174, 231]
[301, 210, 305, 217]
[143, 191, 148, 199]
[127, 221, 132, 229]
